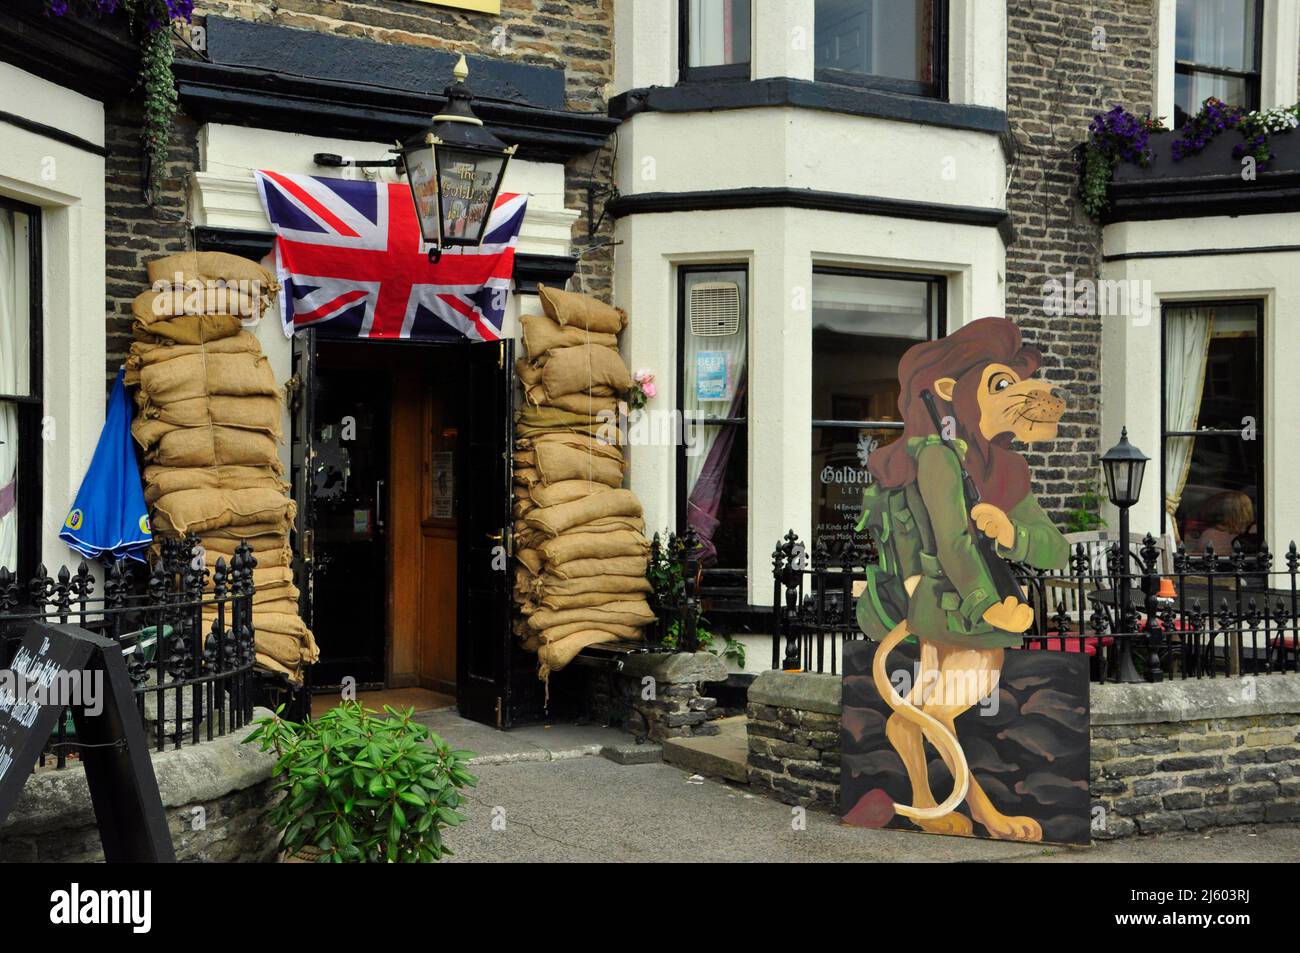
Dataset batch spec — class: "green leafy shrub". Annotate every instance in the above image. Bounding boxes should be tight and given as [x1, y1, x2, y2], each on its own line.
[244, 702, 476, 863]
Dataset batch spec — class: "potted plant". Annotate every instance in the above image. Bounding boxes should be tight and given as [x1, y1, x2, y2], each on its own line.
[244, 702, 476, 863]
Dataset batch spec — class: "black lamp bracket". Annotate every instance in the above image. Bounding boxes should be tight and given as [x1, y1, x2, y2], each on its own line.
[314, 152, 401, 170]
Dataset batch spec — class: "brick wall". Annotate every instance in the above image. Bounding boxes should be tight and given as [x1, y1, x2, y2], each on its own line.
[1004, 1, 1157, 522]
[102, 1, 616, 372]
[104, 100, 199, 381]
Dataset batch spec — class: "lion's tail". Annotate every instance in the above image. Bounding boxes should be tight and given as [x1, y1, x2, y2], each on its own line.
[872, 622, 971, 820]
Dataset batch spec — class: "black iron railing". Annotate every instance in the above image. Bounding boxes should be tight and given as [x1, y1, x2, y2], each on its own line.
[771, 530, 1300, 683]
[648, 527, 703, 652]
[0, 534, 258, 769]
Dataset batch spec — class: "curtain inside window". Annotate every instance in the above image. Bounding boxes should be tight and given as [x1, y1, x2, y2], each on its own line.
[688, 0, 748, 67]
[0, 208, 26, 570]
[1163, 305, 1215, 542]
[681, 272, 747, 565]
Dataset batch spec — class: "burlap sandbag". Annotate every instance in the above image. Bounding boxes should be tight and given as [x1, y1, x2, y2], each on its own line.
[525, 488, 643, 537]
[133, 313, 245, 346]
[516, 406, 607, 439]
[135, 350, 279, 407]
[521, 431, 623, 454]
[552, 516, 643, 536]
[253, 597, 303, 615]
[516, 548, 544, 575]
[512, 498, 536, 520]
[250, 612, 317, 653]
[516, 358, 544, 388]
[539, 590, 648, 612]
[525, 383, 617, 407]
[539, 530, 648, 566]
[522, 312, 618, 355]
[152, 487, 294, 535]
[527, 480, 611, 507]
[144, 465, 286, 504]
[540, 345, 632, 401]
[147, 251, 277, 290]
[200, 531, 289, 554]
[513, 467, 541, 487]
[537, 574, 651, 597]
[536, 620, 642, 643]
[545, 555, 648, 579]
[256, 630, 315, 669]
[538, 630, 621, 675]
[133, 287, 262, 322]
[255, 653, 305, 684]
[147, 426, 283, 470]
[128, 332, 263, 369]
[534, 443, 623, 488]
[138, 394, 282, 437]
[527, 599, 655, 632]
[534, 392, 619, 415]
[538, 284, 626, 334]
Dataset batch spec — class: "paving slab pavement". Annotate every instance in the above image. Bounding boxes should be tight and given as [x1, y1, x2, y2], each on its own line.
[444, 755, 1300, 863]
[413, 707, 658, 765]
[421, 710, 1300, 862]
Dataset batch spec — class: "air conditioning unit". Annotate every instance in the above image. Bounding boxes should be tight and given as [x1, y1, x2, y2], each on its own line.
[688, 281, 742, 336]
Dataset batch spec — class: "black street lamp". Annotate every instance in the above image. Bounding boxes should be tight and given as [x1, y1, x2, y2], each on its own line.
[1101, 427, 1150, 683]
[400, 55, 517, 262]
[315, 54, 516, 263]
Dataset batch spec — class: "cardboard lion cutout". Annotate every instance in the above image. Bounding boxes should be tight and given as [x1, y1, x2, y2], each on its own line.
[842, 317, 1091, 844]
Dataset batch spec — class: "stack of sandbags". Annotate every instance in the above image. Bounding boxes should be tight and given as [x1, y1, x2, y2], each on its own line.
[513, 285, 656, 678]
[125, 252, 318, 686]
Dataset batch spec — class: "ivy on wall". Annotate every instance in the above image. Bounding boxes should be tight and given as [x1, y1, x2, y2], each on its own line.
[46, 1, 193, 204]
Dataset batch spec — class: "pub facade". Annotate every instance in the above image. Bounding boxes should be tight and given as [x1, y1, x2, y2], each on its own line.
[2, 0, 1299, 725]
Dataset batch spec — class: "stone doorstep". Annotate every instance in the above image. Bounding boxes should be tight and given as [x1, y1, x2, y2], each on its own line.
[661, 715, 750, 784]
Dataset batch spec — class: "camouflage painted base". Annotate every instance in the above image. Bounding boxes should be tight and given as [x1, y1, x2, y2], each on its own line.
[839, 640, 1091, 846]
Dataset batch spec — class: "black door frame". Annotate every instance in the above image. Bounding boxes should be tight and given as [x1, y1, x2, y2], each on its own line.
[292, 334, 522, 722]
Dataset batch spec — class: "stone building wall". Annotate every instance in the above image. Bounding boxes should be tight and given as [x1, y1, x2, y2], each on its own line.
[102, 0, 617, 375]
[0, 715, 280, 863]
[745, 669, 1300, 839]
[1004, 0, 1157, 522]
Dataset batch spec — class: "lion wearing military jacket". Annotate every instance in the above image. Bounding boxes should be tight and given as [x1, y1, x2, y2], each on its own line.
[858, 317, 1068, 841]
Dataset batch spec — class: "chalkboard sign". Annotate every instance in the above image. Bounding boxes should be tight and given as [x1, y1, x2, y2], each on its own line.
[0, 622, 174, 862]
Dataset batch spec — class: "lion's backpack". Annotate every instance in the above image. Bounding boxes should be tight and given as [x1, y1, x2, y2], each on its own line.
[854, 480, 926, 640]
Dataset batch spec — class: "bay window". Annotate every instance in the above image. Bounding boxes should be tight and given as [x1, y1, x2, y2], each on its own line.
[811, 269, 943, 555]
[814, 0, 946, 98]
[1162, 301, 1264, 554]
[1174, 0, 1262, 126]
[0, 198, 41, 579]
[678, 266, 748, 574]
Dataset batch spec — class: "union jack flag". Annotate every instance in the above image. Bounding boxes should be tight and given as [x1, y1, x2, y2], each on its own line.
[254, 170, 527, 341]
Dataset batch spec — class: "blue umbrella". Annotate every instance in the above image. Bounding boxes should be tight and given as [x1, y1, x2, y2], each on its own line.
[60, 368, 152, 562]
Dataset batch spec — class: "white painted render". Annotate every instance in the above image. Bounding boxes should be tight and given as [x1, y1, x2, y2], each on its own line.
[190, 122, 579, 470]
[0, 62, 106, 576]
[614, 205, 1006, 611]
[1100, 213, 1300, 549]
[616, 106, 1006, 208]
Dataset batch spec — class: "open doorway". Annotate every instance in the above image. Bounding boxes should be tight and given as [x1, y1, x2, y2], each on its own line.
[292, 335, 539, 727]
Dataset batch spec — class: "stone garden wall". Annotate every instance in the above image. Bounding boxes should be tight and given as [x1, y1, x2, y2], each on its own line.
[584, 652, 728, 744]
[0, 709, 280, 863]
[1090, 677, 1300, 837]
[745, 670, 1300, 838]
